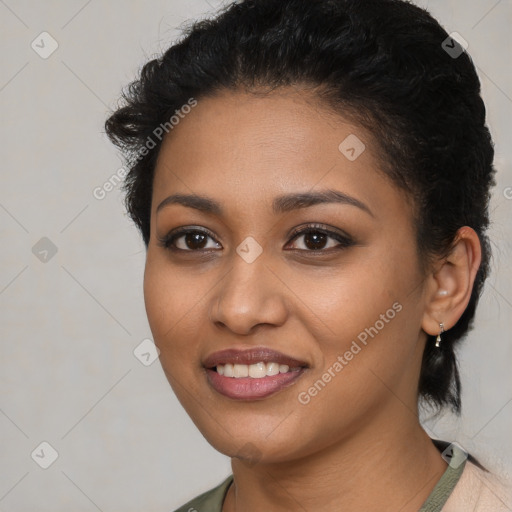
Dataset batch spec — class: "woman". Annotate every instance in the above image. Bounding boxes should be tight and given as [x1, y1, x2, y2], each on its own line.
[105, 0, 511, 510]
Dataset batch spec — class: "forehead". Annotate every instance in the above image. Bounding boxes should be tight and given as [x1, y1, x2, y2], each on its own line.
[151, 87, 409, 221]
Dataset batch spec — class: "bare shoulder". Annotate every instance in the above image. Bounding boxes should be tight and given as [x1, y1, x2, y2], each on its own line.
[444, 460, 512, 511]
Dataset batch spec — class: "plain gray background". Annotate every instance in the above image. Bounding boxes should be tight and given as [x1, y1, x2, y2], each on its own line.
[1, 0, 511, 510]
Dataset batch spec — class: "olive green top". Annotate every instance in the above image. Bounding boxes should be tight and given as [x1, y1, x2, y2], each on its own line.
[173, 441, 468, 512]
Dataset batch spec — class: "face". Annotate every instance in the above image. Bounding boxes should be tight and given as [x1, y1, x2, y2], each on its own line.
[144, 87, 430, 464]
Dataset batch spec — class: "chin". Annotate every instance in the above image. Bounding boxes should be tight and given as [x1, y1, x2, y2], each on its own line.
[194, 418, 310, 465]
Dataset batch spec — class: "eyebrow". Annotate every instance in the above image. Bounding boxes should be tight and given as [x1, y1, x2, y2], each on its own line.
[156, 189, 374, 217]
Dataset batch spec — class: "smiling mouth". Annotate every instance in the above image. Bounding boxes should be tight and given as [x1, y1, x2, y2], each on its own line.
[203, 347, 309, 400]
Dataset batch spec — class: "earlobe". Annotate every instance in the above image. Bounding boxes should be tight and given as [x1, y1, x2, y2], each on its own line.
[421, 226, 482, 339]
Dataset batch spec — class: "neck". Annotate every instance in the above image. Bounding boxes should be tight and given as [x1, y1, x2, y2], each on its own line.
[223, 406, 447, 512]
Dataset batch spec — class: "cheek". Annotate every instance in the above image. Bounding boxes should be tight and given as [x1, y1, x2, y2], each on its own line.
[143, 255, 211, 414]
[143, 253, 199, 357]
[290, 242, 423, 390]
[289, 248, 412, 344]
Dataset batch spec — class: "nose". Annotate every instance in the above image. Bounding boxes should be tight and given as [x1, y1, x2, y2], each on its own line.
[208, 254, 289, 336]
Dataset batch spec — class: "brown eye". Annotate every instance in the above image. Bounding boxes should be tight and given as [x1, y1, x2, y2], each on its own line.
[158, 228, 221, 252]
[297, 231, 329, 250]
[287, 225, 354, 252]
[158, 224, 354, 254]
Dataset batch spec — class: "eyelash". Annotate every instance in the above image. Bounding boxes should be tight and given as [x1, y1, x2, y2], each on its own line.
[157, 223, 354, 254]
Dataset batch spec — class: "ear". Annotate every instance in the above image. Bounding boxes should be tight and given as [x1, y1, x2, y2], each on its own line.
[422, 226, 482, 337]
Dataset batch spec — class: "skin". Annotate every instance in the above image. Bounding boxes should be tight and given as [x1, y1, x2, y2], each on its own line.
[143, 86, 482, 511]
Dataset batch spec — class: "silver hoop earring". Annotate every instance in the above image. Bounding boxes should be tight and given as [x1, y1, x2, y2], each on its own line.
[435, 323, 444, 348]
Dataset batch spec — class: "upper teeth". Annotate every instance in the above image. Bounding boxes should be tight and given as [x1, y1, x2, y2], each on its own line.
[216, 362, 293, 378]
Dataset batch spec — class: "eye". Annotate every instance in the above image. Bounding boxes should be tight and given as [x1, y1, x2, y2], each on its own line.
[158, 227, 221, 252]
[286, 224, 354, 252]
[158, 223, 354, 254]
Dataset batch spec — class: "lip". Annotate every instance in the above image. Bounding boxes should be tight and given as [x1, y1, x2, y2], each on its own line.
[203, 347, 308, 369]
[205, 367, 307, 400]
[203, 347, 309, 400]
